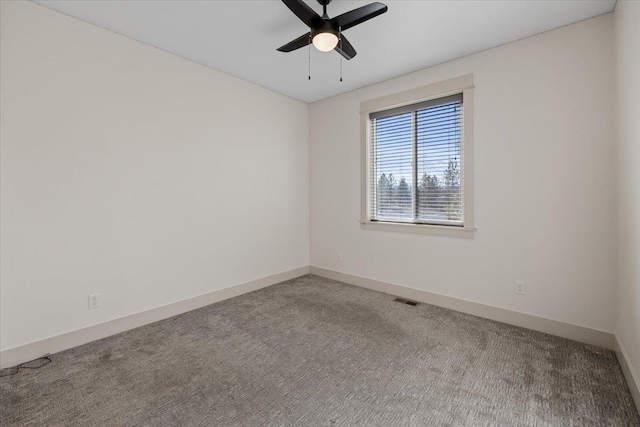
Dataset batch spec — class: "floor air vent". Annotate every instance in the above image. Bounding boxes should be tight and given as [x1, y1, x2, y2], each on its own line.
[393, 297, 418, 306]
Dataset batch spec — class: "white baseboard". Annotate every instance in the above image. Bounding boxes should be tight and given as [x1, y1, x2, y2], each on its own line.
[309, 266, 616, 350]
[3, 264, 635, 414]
[614, 336, 640, 413]
[0, 266, 310, 369]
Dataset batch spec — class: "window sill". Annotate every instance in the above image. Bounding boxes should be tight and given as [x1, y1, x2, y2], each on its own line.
[360, 220, 475, 239]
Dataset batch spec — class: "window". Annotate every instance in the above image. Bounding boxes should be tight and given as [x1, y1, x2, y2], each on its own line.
[370, 94, 463, 225]
[360, 75, 474, 238]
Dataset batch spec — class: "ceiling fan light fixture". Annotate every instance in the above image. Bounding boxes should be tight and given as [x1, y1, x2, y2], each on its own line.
[277, 0, 388, 60]
[312, 31, 339, 52]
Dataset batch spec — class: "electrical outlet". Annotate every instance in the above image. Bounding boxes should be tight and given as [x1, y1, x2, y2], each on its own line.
[337, 252, 343, 263]
[515, 281, 526, 296]
[88, 293, 101, 309]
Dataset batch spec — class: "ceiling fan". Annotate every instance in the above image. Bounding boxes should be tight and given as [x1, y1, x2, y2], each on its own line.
[277, 0, 388, 60]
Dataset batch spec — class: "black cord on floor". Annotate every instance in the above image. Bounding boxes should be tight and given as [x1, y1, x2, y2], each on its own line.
[0, 354, 52, 377]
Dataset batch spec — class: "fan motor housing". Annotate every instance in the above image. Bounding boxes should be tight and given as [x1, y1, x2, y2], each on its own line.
[311, 20, 339, 40]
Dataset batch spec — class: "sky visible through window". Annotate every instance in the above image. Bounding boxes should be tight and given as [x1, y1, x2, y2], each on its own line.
[373, 100, 462, 223]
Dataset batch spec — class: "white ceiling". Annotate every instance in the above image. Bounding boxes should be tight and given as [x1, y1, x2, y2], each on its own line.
[34, 0, 615, 103]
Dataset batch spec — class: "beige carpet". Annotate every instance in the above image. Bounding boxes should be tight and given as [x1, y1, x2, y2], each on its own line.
[1, 274, 638, 426]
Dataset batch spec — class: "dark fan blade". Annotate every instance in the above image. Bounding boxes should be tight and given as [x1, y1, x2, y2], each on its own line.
[277, 32, 311, 52]
[281, 0, 323, 28]
[330, 2, 387, 31]
[335, 35, 356, 60]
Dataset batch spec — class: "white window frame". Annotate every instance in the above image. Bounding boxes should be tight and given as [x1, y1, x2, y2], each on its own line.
[360, 74, 475, 238]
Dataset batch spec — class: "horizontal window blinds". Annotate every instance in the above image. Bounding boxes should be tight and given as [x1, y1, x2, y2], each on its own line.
[370, 94, 463, 226]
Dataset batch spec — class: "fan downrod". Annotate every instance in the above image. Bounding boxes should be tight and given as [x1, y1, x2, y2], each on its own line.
[317, 0, 332, 17]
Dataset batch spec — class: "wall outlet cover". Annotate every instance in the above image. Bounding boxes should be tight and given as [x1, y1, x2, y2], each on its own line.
[88, 293, 101, 309]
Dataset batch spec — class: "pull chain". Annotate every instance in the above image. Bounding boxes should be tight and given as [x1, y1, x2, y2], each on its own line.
[339, 26, 343, 82]
[308, 34, 311, 80]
